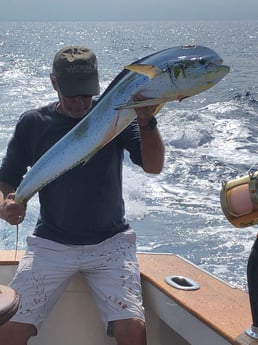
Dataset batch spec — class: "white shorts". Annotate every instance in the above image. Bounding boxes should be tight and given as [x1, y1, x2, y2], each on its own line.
[10, 230, 145, 334]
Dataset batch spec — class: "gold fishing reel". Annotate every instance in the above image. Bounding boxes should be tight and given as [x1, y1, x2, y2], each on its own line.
[220, 171, 258, 228]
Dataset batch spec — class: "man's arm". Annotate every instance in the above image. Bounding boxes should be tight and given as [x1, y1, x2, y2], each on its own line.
[134, 96, 165, 174]
[138, 124, 165, 174]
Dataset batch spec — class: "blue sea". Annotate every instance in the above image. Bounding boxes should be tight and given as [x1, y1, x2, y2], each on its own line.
[0, 20, 258, 291]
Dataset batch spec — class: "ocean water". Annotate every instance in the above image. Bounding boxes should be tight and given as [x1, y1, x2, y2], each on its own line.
[0, 20, 258, 291]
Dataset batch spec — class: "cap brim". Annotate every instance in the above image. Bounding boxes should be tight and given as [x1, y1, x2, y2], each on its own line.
[57, 76, 100, 97]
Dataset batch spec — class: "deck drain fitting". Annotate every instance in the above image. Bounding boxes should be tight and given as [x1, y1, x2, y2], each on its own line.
[165, 275, 200, 291]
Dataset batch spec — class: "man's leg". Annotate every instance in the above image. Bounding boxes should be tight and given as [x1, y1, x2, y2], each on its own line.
[81, 230, 146, 343]
[112, 318, 146, 345]
[0, 321, 36, 345]
[2, 236, 79, 344]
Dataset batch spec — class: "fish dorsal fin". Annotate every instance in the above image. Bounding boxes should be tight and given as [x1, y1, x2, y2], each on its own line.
[124, 64, 163, 78]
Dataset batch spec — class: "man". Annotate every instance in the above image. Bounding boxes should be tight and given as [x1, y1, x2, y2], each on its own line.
[0, 46, 165, 345]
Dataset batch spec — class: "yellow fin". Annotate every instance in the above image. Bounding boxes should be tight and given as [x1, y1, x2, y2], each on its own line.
[124, 64, 163, 78]
[153, 103, 164, 115]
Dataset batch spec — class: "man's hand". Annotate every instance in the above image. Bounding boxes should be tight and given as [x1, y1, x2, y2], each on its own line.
[134, 94, 159, 127]
[0, 193, 26, 225]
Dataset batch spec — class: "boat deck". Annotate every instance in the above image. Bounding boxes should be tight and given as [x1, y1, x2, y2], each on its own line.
[137, 253, 253, 345]
[0, 251, 255, 345]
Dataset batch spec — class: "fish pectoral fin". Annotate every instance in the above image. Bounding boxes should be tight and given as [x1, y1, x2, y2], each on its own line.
[124, 64, 163, 78]
[153, 103, 165, 115]
[116, 98, 166, 110]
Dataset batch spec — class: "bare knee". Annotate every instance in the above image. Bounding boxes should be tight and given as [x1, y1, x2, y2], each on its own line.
[112, 318, 146, 345]
[0, 321, 36, 345]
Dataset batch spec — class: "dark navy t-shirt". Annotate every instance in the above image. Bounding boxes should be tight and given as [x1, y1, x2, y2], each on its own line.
[0, 102, 143, 244]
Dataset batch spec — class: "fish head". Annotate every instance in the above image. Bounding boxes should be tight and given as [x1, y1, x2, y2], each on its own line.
[165, 45, 230, 98]
[124, 45, 230, 102]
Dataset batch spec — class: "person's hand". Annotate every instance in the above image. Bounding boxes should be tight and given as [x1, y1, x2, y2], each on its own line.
[0, 193, 26, 225]
[134, 94, 159, 127]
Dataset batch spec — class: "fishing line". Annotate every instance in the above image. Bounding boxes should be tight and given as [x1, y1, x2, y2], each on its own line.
[14, 224, 18, 262]
[11, 224, 19, 277]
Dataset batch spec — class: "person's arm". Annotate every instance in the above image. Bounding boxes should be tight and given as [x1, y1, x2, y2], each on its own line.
[134, 97, 165, 174]
[137, 117, 164, 174]
[0, 181, 26, 225]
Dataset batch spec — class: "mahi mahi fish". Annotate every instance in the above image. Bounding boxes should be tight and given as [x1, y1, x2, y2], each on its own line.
[14, 45, 230, 203]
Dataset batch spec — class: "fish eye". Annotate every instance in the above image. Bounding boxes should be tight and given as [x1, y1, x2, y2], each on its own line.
[199, 58, 206, 64]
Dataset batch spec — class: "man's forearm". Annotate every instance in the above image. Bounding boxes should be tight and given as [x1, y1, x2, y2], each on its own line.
[140, 127, 165, 174]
